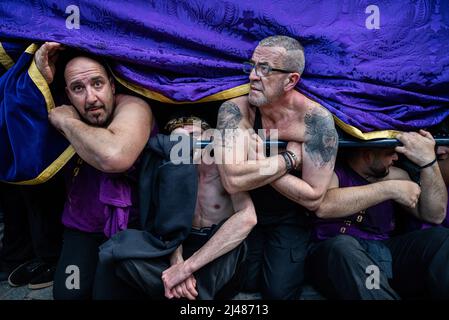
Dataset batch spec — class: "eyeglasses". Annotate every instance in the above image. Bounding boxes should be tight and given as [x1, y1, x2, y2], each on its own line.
[242, 61, 294, 77]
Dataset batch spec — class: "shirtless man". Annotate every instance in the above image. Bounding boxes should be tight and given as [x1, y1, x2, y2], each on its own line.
[94, 117, 256, 300]
[161, 119, 256, 300]
[31, 42, 154, 300]
[215, 35, 338, 299]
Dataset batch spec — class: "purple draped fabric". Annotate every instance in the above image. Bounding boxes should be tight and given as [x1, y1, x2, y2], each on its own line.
[1, 0, 449, 133]
[62, 158, 137, 238]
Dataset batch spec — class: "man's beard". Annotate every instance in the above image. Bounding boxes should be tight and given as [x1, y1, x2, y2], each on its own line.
[84, 105, 111, 127]
[248, 90, 268, 107]
[371, 166, 389, 179]
[248, 87, 283, 107]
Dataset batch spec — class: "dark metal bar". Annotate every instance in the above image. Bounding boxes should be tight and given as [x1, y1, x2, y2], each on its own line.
[195, 137, 449, 149]
[194, 140, 288, 148]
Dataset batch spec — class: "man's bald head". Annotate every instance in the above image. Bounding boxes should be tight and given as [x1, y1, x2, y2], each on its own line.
[64, 56, 110, 85]
[258, 35, 305, 75]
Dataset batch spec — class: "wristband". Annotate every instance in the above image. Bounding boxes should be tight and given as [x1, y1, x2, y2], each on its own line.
[281, 151, 293, 173]
[419, 158, 437, 169]
[285, 150, 298, 169]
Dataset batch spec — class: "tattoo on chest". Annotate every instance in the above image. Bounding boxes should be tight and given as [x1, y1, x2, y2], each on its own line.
[305, 109, 338, 167]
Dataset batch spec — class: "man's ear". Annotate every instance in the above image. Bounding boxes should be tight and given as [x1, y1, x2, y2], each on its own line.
[363, 150, 374, 165]
[284, 73, 300, 91]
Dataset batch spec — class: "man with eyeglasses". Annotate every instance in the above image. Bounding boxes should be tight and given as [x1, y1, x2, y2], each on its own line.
[214, 35, 338, 299]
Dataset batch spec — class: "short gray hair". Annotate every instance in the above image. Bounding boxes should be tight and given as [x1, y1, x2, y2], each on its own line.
[259, 36, 305, 75]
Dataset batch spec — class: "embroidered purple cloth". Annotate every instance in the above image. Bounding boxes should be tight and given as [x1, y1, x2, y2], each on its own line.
[1, 0, 448, 133]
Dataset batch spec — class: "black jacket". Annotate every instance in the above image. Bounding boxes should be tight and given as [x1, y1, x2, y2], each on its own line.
[99, 134, 198, 262]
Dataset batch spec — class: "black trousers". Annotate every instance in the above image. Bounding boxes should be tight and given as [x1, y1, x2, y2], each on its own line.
[236, 221, 311, 299]
[0, 176, 64, 271]
[305, 227, 449, 299]
[93, 227, 246, 300]
[54, 228, 105, 300]
[54, 227, 141, 300]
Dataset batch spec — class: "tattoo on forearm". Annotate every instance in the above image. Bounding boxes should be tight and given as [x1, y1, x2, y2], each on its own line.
[305, 109, 338, 167]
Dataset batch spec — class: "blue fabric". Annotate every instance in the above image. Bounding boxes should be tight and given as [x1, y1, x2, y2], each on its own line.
[1, 40, 29, 63]
[0, 50, 69, 182]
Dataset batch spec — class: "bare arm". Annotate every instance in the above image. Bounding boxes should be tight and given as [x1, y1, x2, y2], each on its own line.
[395, 130, 447, 224]
[169, 245, 184, 265]
[49, 94, 152, 172]
[271, 107, 338, 211]
[165, 244, 199, 300]
[215, 98, 288, 194]
[161, 191, 256, 291]
[313, 129, 445, 221]
[315, 173, 420, 218]
[416, 160, 447, 224]
[438, 156, 449, 186]
[185, 192, 256, 273]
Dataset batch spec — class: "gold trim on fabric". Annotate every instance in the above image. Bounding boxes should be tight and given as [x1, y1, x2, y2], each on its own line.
[117, 71, 398, 138]
[25, 43, 39, 54]
[28, 58, 55, 112]
[0, 42, 15, 70]
[8, 146, 75, 185]
[8, 43, 73, 184]
[333, 116, 399, 140]
[113, 72, 249, 104]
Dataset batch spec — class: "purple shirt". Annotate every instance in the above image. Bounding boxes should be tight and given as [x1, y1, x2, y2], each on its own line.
[312, 162, 396, 241]
[61, 158, 138, 237]
[61, 125, 158, 237]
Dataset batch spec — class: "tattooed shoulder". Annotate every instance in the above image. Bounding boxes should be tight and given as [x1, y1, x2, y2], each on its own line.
[304, 107, 338, 168]
[217, 100, 242, 130]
